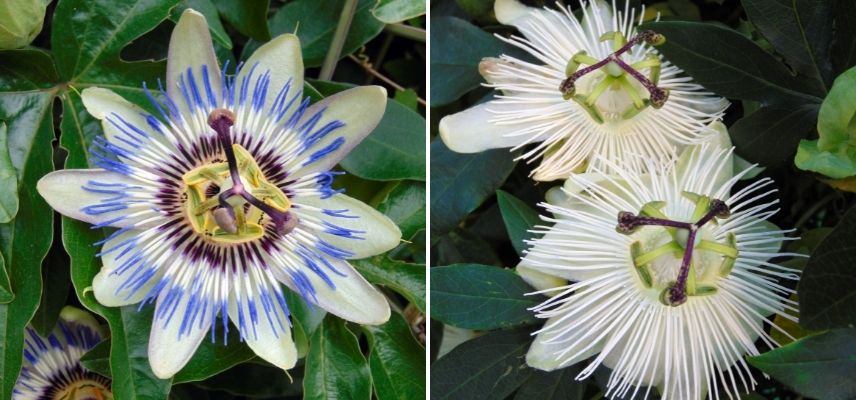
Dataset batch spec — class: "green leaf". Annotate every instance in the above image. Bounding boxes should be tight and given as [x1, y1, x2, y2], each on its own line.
[352, 256, 426, 312]
[741, 0, 832, 91]
[431, 264, 541, 329]
[173, 331, 256, 384]
[266, 0, 384, 67]
[51, 0, 179, 81]
[0, 0, 49, 49]
[795, 65, 856, 179]
[514, 368, 585, 400]
[730, 104, 819, 167]
[304, 317, 372, 400]
[0, 122, 18, 223]
[431, 138, 515, 235]
[340, 98, 427, 181]
[377, 181, 426, 239]
[210, 0, 270, 41]
[496, 190, 541, 256]
[748, 329, 856, 400]
[431, 328, 534, 400]
[639, 21, 824, 104]
[429, 17, 510, 106]
[831, 0, 856, 75]
[372, 0, 426, 24]
[798, 205, 856, 330]
[363, 312, 426, 400]
[0, 88, 56, 400]
[0, 48, 59, 90]
[172, 0, 233, 49]
[80, 339, 112, 377]
[0, 251, 12, 304]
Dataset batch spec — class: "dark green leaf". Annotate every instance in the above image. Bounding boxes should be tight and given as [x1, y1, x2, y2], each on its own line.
[266, 0, 384, 67]
[30, 245, 72, 335]
[304, 317, 372, 400]
[363, 312, 426, 400]
[433, 229, 502, 266]
[431, 264, 540, 329]
[0, 88, 55, 399]
[0, 48, 59, 91]
[173, 331, 256, 384]
[372, 0, 426, 23]
[193, 362, 304, 398]
[0, 122, 17, 223]
[0, 251, 12, 303]
[352, 256, 426, 312]
[514, 367, 585, 400]
[742, 0, 832, 91]
[51, 0, 179, 81]
[748, 329, 856, 400]
[799, 205, 856, 330]
[429, 17, 510, 106]
[430, 138, 515, 235]
[285, 287, 327, 358]
[831, 0, 856, 74]
[341, 99, 427, 181]
[210, 0, 270, 41]
[496, 190, 541, 256]
[377, 181, 426, 239]
[730, 104, 818, 167]
[431, 328, 534, 400]
[640, 21, 824, 104]
[80, 339, 112, 377]
[172, 0, 233, 49]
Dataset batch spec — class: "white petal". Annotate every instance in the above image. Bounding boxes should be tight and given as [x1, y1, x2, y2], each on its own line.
[275, 258, 390, 325]
[521, 229, 605, 282]
[167, 9, 222, 111]
[439, 101, 531, 153]
[228, 292, 297, 370]
[527, 316, 604, 371]
[81, 87, 168, 149]
[37, 169, 143, 228]
[92, 229, 163, 307]
[237, 34, 303, 119]
[516, 263, 566, 293]
[295, 193, 401, 259]
[148, 289, 214, 379]
[291, 86, 388, 176]
[494, 0, 534, 26]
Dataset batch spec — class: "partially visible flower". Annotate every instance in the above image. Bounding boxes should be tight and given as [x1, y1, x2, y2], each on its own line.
[518, 123, 799, 399]
[13, 307, 112, 400]
[37, 10, 400, 378]
[440, 0, 727, 181]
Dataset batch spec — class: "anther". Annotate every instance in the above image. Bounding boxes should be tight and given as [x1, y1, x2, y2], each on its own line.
[213, 207, 238, 234]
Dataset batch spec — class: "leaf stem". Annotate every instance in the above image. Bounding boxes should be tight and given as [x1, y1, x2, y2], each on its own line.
[384, 23, 426, 42]
[319, 0, 358, 80]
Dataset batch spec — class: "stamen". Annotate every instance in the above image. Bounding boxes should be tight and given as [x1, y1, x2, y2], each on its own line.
[616, 197, 733, 306]
[208, 109, 298, 236]
[559, 30, 668, 108]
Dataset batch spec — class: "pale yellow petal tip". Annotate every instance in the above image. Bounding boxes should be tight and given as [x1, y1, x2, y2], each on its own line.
[495, 0, 531, 25]
[437, 114, 472, 154]
[80, 86, 125, 120]
[59, 306, 105, 335]
[525, 345, 561, 372]
[516, 264, 566, 293]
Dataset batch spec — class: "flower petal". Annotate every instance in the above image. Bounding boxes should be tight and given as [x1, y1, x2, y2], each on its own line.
[527, 315, 604, 371]
[237, 34, 303, 119]
[515, 263, 567, 293]
[92, 229, 163, 307]
[227, 293, 297, 370]
[295, 193, 401, 259]
[37, 169, 145, 228]
[494, 0, 534, 26]
[274, 258, 390, 325]
[290, 86, 388, 177]
[148, 289, 213, 379]
[438, 101, 531, 153]
[167, 9, 222, 113]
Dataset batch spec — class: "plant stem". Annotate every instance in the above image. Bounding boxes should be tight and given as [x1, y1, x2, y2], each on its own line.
[348, 55, 426, 106]
[319, 0, 358, 80]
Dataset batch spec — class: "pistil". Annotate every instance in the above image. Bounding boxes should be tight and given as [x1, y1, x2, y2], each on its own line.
[559, 30, 668, 109]
[208, 109, 297, 235]
[616, 196, 733, 306]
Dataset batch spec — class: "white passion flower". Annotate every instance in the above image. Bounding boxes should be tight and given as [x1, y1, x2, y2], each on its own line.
[36, 9, 401, 378]
[518, 124, 800, 399]
[439, 0, 728, 181]
[14, 307, 112, 400]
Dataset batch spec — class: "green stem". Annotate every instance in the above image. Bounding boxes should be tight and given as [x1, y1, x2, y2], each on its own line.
[384, 23, 426, 42]
[319, 0, 358, 80]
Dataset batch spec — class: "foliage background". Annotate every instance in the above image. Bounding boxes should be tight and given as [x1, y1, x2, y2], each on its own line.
[0, 0, 426, 398]
[429, 0, 856, 399]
